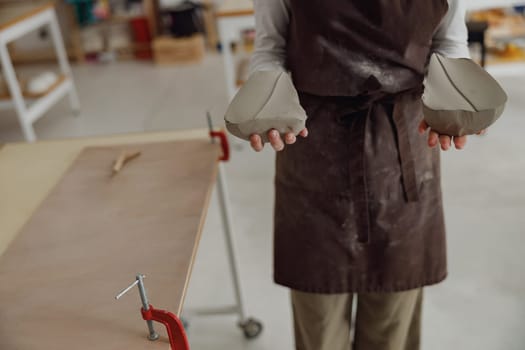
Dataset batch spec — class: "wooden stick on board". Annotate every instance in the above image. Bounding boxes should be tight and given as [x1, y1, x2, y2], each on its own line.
[111, 151, 141, 176]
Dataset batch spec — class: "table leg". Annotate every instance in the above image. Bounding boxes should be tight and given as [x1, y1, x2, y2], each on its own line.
[216, 163, 247, 320]
[0, 40, 35, 142]
[66, 4, 85, 64]
[49, 9, 80, 114]
[481, 32, 487, 68]
[218, 21, 237, 100]
[216, 163, 264, 339]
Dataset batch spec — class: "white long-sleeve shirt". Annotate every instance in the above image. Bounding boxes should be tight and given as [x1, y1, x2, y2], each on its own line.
[250, 0, 470, 73]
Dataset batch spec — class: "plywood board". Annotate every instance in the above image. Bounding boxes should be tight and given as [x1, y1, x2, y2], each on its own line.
[0, 129, 210, 258]
[0, 139, 220, 349]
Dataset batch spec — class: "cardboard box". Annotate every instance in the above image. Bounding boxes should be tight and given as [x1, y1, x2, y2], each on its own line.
[153, 35, 205, 65]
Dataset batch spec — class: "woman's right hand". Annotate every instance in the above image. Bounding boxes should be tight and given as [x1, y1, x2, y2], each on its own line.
[250, 128, 309, 152]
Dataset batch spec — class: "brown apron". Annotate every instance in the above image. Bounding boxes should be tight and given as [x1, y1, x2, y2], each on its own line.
[274, 0, 450, 293]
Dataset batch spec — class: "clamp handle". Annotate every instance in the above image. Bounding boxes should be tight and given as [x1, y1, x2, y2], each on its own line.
[142, 305, 190, 350]
[116, 275, 190, 348]
[206, 112, 230, 162]
[210, 130, 230, 162]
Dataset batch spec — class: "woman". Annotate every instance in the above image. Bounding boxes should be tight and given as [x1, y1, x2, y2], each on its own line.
[247, 1, 475, 349]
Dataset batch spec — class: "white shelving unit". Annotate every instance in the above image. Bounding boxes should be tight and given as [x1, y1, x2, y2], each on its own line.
[0, 2, 80, 142]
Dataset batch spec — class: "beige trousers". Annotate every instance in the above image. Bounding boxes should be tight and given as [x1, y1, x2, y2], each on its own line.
[291, 289, 423, 350]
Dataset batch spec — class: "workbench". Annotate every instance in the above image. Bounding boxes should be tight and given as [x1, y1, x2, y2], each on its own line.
[0, 1, 80, 142]
[0, 129, 262, 349]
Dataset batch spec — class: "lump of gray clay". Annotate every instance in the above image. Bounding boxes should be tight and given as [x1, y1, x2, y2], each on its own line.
[422, 54, 507, 136]
[224, 70, 307, 142]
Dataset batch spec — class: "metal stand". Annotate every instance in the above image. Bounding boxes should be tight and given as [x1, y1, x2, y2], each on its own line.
[216, 162, 263, 339]
[184, 125, 263, 339]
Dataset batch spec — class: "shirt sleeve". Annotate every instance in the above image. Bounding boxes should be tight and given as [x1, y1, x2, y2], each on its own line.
[249, 0, 290, 74]
[432, 0, 471, 58]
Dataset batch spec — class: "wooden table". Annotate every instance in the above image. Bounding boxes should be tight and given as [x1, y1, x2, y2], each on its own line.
[0, 130, 252, 349]
[0, 1, 80, 142]
[468, 21, 489, 67]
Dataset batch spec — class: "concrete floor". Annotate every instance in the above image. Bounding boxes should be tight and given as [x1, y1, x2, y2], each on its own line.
[0, 54, 524, 349]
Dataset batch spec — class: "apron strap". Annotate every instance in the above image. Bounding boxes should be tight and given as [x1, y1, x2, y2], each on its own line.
[393, 97, 420, 202]
[346, 96, 420, 244]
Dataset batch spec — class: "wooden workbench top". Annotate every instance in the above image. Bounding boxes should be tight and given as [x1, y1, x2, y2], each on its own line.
[0, 1, 55, 31]
[0, 129, 221, 349]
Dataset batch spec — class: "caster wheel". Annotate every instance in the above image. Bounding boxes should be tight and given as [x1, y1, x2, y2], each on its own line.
[239, 318, 263, 339]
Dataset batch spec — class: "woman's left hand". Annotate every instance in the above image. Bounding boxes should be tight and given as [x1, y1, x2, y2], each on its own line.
[418, 120, 486, 151]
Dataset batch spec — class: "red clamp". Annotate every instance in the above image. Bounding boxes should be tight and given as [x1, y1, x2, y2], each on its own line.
[209, 130, 230, 162]
[141, 305, 190, 350]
